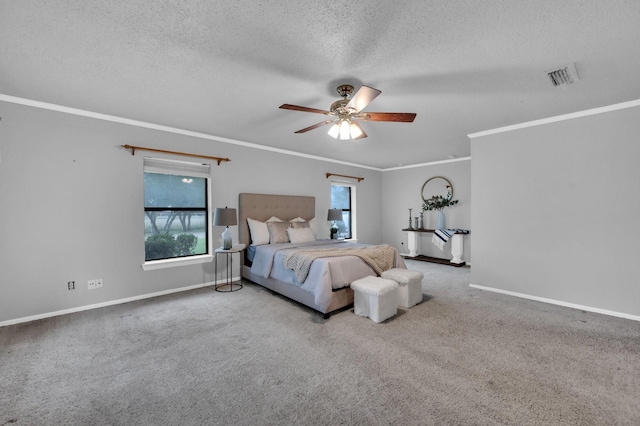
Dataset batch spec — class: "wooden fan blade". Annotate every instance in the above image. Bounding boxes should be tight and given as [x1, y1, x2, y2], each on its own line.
[279, 104, 332, 115]
[351, 121, 368, 140]
[294, 120, 335, 134]
[345, 85, 381, 112]
[360, 112, 417, 122]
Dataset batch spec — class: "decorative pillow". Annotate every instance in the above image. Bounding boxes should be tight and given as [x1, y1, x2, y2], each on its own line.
[267, 221, 290, 244]
[247, 218, 270, 246]
[266, 216, 283, 222]
[289, 217, 306, 223]
[287, 227, 316, 244]
[291, 221, 310, 229]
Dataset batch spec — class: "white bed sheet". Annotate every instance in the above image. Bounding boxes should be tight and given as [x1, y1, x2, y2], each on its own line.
[250, 240, 406, 311]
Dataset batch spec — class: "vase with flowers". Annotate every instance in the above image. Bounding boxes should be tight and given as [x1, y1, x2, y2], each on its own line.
[422, 194, 458, 229]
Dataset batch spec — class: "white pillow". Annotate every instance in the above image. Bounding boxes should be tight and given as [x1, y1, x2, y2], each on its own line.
[289, 217, 306, 223]
[247, 218, 270, 245]
[287, 227, 316, 244]
[308, 217, 318, 238]
[266, 216, 283, 222]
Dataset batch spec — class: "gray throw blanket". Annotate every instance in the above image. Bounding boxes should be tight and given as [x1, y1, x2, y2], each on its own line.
[283, 244, 396, 283]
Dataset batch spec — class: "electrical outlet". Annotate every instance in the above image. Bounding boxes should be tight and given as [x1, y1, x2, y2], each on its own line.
[88, 279, 96, 290]
[67, 281, 75, 290]
[96, 278, 103, 289]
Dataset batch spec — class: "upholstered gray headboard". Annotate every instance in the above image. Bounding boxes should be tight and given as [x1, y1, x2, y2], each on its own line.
[238, 193, 315, 248]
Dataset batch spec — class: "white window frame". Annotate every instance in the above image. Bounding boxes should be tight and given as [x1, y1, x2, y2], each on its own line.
[330, 181, 357, 241]
[142, 157, 213, 271]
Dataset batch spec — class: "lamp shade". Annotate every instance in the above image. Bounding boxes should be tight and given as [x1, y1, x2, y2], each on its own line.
[213, 207, 237, 227]
[327, 209, 342, 221]
[338, 120, 350, 140]
[349, 121, 363, 139]
[328, 122, 340, 138]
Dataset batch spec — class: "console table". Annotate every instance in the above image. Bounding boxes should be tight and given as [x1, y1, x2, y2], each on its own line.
[401, 228, 469, 266]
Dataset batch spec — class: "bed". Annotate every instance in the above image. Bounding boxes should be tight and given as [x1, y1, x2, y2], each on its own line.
[238, 193, 406, 317]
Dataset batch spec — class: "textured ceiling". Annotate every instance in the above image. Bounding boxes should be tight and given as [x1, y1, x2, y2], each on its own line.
[1, 0, 639, 169]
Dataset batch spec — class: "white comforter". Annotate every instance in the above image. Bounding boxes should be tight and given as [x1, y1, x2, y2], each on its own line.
[250, 240, 406, 311]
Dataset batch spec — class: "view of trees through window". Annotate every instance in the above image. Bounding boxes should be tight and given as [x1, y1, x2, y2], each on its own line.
[144, 172, 208, 261]
[331, 184, 352, 239]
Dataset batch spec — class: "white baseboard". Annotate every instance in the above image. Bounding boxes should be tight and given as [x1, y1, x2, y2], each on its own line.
[469, 284, 640, 322]
[0, 277, 240, 327]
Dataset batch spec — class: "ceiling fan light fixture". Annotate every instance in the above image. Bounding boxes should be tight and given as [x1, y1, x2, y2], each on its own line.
[328, 122, 340, 138]
[339, 119, 350, 140]
[349, 121, 363, 139]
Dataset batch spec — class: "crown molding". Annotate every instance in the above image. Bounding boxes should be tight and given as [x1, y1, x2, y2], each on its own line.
[383, 156, 471, 171]
[468, 98, 640, 139]
[1, 94, 479, 171]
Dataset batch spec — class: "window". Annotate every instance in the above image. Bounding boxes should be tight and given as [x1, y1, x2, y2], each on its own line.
[331, 183, 355, 239]
[143, 157, 211, 267]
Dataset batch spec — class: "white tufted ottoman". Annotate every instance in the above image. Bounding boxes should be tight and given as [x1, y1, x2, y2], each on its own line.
[381, 268, 424, 308]
[351, 276, 398, 323]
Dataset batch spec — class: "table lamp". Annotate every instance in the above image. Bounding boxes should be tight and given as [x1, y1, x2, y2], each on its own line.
[214, 207, 237, 250]
[327, 208, 342, 238]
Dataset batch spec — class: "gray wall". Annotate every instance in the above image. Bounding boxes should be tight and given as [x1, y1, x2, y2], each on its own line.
[470, 104, 640, 317]
[0, 101, 382, 323]
[381, 160, 471, 262]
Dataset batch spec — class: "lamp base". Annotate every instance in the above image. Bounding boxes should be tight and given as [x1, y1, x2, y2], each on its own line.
[221, 227, 232, 250]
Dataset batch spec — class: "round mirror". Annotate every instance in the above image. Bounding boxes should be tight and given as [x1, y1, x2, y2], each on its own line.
[421, 176, 454, 202]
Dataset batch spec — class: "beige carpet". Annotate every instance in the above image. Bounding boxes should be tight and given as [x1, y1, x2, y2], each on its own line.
[1, 260, 639, 425]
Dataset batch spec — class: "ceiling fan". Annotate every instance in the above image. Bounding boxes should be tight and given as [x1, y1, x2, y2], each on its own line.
[279, 84, 417, 140]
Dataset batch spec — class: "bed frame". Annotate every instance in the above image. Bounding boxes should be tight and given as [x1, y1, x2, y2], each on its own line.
[238, 193, 354, 317]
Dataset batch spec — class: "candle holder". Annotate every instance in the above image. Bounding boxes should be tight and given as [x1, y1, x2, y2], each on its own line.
[408, 208, 413, 230]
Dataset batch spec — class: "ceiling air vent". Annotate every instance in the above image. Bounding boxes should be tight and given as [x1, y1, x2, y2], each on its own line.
[546, 62, 579, 87]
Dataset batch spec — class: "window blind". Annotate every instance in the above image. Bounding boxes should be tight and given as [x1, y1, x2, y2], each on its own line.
[143, 157, 211, 178]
